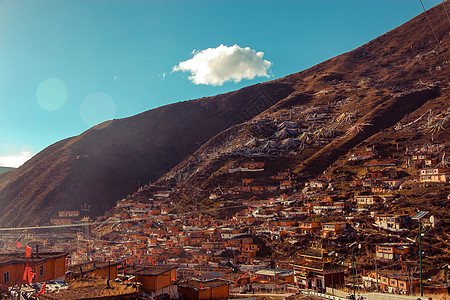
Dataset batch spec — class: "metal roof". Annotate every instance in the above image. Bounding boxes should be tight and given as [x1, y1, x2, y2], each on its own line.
[412, 211, 429, 220]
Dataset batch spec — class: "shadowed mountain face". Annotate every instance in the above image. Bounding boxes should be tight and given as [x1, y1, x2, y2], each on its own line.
[0, 83, 293, 227]
[1, 3, 449, 227]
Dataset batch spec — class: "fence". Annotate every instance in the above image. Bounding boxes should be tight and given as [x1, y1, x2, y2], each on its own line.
[317, 288, 445, 300]
[325, 288, 351, 298]
[302, 290, 346, 300]
[361, 293, 420, 300]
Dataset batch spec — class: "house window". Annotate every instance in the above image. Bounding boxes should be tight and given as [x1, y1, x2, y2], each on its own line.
[39, 265, 44, 277]
[3, 271, 10, 284]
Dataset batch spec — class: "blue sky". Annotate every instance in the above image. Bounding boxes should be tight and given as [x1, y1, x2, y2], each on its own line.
[0, 0, 442, 167]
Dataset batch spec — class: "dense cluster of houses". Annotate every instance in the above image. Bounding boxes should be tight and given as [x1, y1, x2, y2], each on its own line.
[0, 242, 349, 299]
[0, 143, 448, 298]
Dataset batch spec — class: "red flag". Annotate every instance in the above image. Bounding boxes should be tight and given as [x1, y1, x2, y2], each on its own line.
[23, 266, 29, 281]
[23, 264, 35, 284]
[25, 245, 32, 258]
[17, 242, 22, 248]
[38, 281, 46, 295]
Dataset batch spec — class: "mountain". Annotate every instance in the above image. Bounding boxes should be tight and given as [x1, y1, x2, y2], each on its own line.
[155, 3, 449, 202]
[1, 2, 449, 227]
[0, 84, 293, 227]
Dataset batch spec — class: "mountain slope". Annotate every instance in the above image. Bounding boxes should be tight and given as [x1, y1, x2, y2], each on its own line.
[156, 2, 450, 201]
[1, 2, 449, 227]
[0, 83, 293, 227]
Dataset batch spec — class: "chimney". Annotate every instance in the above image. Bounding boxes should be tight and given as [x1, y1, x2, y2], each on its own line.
[36, 245, 39, 254]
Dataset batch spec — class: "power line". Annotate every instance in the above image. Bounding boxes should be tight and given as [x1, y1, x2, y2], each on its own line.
[441, 0, 450, 25]
[419, 0, 449, 63]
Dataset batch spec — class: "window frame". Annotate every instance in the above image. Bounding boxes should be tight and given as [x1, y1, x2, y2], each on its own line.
[3, 271, 10, 284]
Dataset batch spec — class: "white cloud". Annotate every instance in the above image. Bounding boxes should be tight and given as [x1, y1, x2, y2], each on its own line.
[0, 151, 34, 168]
[173, 44, 272, 86]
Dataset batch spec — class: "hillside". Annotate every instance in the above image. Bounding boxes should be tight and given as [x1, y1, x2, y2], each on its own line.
[0, 83, 293, 227]
[156, 3, 450, 204]
[1, 2, 449, 227]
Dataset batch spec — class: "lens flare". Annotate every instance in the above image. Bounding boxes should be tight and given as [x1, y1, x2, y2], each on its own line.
[80, 92, 116, 128]
[36, 78, 67, 111]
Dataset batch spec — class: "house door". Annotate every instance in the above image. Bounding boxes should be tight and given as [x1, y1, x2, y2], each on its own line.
[308, 280, 312, 289]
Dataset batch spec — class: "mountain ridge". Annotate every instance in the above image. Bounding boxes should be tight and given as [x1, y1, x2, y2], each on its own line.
[0, 83, 293, 226]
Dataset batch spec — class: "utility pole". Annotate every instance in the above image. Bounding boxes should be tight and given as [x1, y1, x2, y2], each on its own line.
[328, 251, 337, 296]
[331, 258, 334, 295]
[375, 256, 378, 292]
[412, 211, 428, 298]
[352, 249, 356, 300]
[350, 243, 361, 300]
[419, 219, 423, 297]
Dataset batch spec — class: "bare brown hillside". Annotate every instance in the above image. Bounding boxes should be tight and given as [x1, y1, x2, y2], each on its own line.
[156, 2, 450, 201]
[1, 2, 449, 227]
[0, 83, 293, 227]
